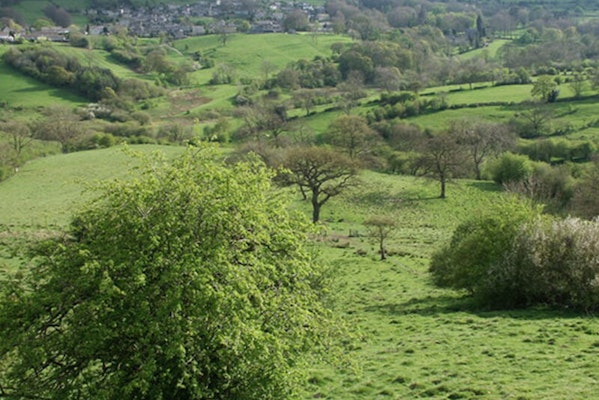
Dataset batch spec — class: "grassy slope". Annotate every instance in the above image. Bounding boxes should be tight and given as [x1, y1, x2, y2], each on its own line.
[177, 33, 353, 82]
[51, 44, 148, 81]
[13, 0, 90, 25]
[0, 145, 183, 229]
[458, 39, 510, 60]
[1, 147, 598, 399]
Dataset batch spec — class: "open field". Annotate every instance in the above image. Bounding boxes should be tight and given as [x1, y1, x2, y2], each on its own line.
[0, 145, 183, 229]
[1, 146, 598, 399]
[51, 45, 151, 81]
[458, 39, 511, 60]
[175, 33, 353, 82]
[12, 0, 90, 25]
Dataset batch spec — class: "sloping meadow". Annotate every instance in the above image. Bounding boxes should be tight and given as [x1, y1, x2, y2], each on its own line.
[0, 149, 598, 399]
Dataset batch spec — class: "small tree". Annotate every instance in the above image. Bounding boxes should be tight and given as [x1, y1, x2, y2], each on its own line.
[415, 132, 465, 199]
[569, 73, 587, 99]
[531, 75, 559, 103]
[453, 120, 515, 180]
[0, 120, 34, 159]
[486, 152, 533, 185]
[515, 104, 553, 138]
[364, 215, 397, 260]
[32, 106, 84, 152]
[281, 146, 359, 223]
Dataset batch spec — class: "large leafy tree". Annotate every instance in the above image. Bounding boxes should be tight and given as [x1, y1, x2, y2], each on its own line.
[0, 146, 335, 400]
[531, 75, 559, 103]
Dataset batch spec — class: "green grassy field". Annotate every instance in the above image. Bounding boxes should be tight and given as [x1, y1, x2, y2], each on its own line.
[50, 44, 152, 81]
[0, 145, 183, 229]
[176, 33, 353, 82]
[1, 146, 598, 399]
[12, 0, 90, 25]
[457, 39, 511, 61]
[440, 84, 534, 105]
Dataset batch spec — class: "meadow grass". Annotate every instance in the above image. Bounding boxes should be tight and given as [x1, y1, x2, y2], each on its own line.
[175, 33, 352, 79]
[458, 39, 511, 61]
[438, 84, 535, 106]
[0, 145, 183, 229]
[291, 172, 599, 400]
[50, 45, 147, 80]
[12, 0, 91, 25]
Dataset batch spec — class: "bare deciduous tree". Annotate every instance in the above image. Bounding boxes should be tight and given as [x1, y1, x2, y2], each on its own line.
[452, 119, 515, 180]
[364, 215, 397, 260]
[322, 114, 379, 160]
[415, 132, 466, 199]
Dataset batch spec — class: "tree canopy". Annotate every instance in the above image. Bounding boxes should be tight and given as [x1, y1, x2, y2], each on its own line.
[0, 145, 336, 400]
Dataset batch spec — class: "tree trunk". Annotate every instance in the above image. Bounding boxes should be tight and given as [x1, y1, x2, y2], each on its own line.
[440, 178, 446, 199]
[311, 192, 321, 223]
[312, 202, 321, 223]
[379, 239, 386, 260]
[474, 164, 482, 180]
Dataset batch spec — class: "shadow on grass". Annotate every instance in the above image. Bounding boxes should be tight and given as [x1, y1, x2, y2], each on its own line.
[365, 293, 592, 320]
[365, 294, 477, 316]
[466, 181, 502, 192]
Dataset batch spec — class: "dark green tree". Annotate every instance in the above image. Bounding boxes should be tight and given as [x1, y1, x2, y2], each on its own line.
[0, 146, 337, 400]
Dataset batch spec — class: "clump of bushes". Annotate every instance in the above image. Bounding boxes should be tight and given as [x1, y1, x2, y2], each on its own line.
[430, 197, 541, 294]
[485, 217, 599, 310]
[430, 197, 599, 310]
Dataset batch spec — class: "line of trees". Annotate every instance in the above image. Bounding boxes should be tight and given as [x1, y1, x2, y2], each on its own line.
[2, 46, 164, 102]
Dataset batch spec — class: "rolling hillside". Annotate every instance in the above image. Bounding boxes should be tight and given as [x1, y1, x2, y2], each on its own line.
[1, 146, 598, 399]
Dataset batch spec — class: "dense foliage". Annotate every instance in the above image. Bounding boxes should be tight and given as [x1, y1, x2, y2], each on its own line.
[1, 46, 161, 102]
[430, 196, 599, 310]
[430, 197, 543, 296]
[0, 146, 337, 399]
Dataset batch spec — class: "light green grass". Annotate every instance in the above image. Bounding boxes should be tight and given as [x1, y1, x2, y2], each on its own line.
[12, 0, 54, 25]
[439, 84, 534, 106]
[294, 172, 599, 400]
[458, 39, 511, 61]
[12, 0, 91, 25]
[404, 106, 512, 131]
[51, 44, 147, 80]
[0, 145, 183, 229]
[175, 33, 352, 79]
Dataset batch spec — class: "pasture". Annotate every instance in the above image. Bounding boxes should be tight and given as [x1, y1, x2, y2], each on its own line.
[1, 146, 598, 399]
[175, 33, 353, 81]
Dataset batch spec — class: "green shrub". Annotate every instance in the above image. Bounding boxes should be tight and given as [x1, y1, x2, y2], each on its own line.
[484, 218, 599, 310]
[432, 198, 599, 310]
[429, 196, 543, 294]
[485, 152, 533, 184]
